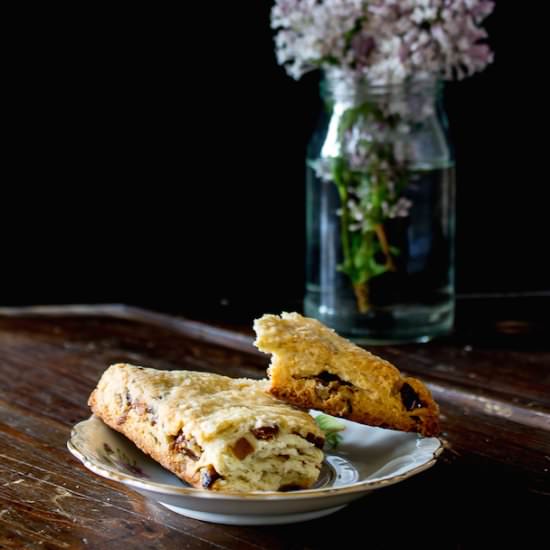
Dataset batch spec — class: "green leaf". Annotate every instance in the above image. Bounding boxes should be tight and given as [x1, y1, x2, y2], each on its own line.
[368, 255, 389, 277]
[315, 414, 346, 449]
[338, 109, 359, 141]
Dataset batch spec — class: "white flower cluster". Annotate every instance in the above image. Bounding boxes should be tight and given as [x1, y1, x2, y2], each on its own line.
[348, 192, 413, 232]
[272, 0, 368, 79]
[272, 0, 494, 83]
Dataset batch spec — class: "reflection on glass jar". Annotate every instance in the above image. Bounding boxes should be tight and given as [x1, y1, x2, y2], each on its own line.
[305, 73, 455, 343]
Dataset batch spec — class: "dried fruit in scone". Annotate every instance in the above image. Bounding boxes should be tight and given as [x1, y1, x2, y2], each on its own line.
[88, 363, 324, 492]
[253, 312, 440, 437]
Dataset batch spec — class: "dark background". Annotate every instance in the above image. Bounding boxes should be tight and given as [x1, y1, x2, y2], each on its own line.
[3, 3, 548, 321]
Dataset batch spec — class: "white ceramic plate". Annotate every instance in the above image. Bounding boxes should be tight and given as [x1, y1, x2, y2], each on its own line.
[68, 414, 443, 525]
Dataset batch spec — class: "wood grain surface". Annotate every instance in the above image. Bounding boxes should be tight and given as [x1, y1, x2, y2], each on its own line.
[0, 305, 548, 549]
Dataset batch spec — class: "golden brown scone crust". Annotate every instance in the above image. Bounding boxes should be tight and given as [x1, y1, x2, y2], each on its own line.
[89, 364, 324, 492]
[254, 313, 440, 437]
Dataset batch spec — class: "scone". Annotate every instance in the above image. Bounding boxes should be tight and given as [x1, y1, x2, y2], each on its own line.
[254, 312, 440, 437]
[88, 364, 324, 492]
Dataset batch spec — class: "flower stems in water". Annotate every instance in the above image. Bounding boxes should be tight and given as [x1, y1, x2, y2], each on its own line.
[353, 281, 369, 314]
[374, 223, 396, 272]
[342, 221, 396, 314]
[315, 95, 414, 314]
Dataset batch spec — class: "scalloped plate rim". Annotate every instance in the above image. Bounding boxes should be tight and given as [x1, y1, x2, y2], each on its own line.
[67, 415, 443, 501]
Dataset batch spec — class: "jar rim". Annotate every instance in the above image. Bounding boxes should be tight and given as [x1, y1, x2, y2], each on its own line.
[323, 70, 443, 102]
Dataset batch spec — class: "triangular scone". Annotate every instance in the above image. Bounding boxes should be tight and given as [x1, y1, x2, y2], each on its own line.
[89, 364, 324, 492]
[254, 313, 440, 437]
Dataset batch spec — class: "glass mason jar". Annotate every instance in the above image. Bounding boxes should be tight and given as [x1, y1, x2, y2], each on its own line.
[304, 73, 455, 343]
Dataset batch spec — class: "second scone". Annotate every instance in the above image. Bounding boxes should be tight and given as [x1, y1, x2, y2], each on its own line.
[254, 312, 440, 437]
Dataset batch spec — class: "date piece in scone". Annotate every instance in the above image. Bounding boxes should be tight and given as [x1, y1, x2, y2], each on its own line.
[88, 364, 324, 492]
[254, 313, 440, 437]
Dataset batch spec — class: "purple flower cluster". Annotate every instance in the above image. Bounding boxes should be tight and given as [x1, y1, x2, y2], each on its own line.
[272, 0, 494, 83]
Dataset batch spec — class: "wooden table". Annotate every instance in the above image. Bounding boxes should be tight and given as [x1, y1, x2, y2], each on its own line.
[0, 305, 548, 549]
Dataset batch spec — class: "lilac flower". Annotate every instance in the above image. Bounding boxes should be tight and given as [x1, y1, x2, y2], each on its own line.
[388, 197, 413, 218]
[271, 0, 494, 83]
[272, 0, 368, 79]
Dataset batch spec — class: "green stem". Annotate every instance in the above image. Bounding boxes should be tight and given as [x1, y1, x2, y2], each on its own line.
[332, 164, 352, 274]
[338, 186, 351, 271]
